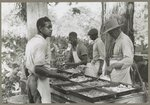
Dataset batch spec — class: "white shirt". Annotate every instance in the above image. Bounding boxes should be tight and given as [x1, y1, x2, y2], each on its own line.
[110, 32, 134, 84]
[113, 32, 134, 68]
[93, 37, 106, 62]
[25, 35, 48, 74]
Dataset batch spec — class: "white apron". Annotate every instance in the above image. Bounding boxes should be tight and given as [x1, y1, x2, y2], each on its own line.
[85, 60, 107, 78]
[110, 59, 132, 84]
[37, 78, 51, 103]
[37, 65, 52, 103]
[72, 51, 81, 63]
[28, 70, 51, 103]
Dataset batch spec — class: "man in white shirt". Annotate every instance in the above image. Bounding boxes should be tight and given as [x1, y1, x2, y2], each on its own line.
[104, 18, 134, 84]
[25, 17, 68, 103]
[87, 28, 106, 77]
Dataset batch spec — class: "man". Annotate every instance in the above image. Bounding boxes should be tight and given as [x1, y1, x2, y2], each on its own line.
[103, 18, 134, 84]
[65, 32, 88, 68]
[25, 16, 67, 103]
[87, 28, 106, 77]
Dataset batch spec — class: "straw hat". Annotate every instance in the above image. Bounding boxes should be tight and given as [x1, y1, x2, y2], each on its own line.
[103, 18, 123, 34]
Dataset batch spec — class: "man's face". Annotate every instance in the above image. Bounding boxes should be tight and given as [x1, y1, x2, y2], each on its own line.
[89, 34, 96, 41]
[108, 28, 119, 40]
[40, 21, 52, 38]
[69, 36, 77, 46]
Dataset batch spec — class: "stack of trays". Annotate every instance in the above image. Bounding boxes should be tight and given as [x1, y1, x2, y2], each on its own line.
[51, 70, 142, 103]
[70, 87, 115, 103]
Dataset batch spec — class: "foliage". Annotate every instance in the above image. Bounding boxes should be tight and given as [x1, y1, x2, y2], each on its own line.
[15, 3, 27, 22]
[51, 6, 101, 40]
[50, 36, 93, 68]
[1, 34, 27, 100]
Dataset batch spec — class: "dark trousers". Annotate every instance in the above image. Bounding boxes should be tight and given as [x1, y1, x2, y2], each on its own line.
[26, 74, 41, 103]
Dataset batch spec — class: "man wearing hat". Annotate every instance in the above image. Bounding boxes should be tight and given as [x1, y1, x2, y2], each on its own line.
[87, 28, 106, 78]
[104, 18, 134, 84]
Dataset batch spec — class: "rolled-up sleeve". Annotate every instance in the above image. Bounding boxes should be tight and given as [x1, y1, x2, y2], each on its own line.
[79, 44, 88, 56]
[97, 40, 106, 60]
[118, 39, 134, 67]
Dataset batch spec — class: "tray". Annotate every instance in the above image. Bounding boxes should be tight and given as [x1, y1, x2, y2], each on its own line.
[69, 75, 93, 83]
[57, 70, 83, 78]
[50, 78, 72, 85]
[63, 68, 82, 74]
[80, 79, 119, 88]
[69, 87, 116, 103]
[51, 82, 87, 94]
[101, 83, 142, 97]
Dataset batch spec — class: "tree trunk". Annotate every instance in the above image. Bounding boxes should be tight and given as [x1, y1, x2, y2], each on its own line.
[123, 2, 134, 46]
[27, 2, 48, 40]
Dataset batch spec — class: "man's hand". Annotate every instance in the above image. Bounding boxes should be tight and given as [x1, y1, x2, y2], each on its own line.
[91, 60, 96, 65]
[97, 70, 102, 77]
[97, 68, 102, 77]
[105, 65, 114, 75]
[58, 75, 69, 81]
[56, 72, 69, 81]
[64, 62, 77, 68]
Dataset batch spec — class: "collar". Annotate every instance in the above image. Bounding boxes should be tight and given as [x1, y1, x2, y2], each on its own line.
[115, 32, 123, 43]
[35, 34, 47, 41]
[94, 37, 100, 43]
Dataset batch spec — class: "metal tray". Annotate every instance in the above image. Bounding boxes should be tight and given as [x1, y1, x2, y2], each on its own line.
[50, 78, 72, 86]
[69, 75, 93, 83]
[57, 70, 83, 77]
[51, 82, 87, 94]
[69, 87, 116, 103]
[79, 79, 119, 88]
[62, 68, 82, 74]
[100, 83, 142, 97]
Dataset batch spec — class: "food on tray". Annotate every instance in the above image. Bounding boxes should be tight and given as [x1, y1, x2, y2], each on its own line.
[70, 76, 92, 82]
[64, 68, 81, 74]
[80, 89, 108, 97]
[102, 84, 134, 92]
[62, 85, 85, 90]
[82, 81, 110, 87]
[57, 72, 72, 77]
[50, 79, 71, 85]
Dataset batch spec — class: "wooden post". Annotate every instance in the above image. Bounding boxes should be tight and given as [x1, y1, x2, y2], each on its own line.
[124, 2, 134, 46]
[27, 2, 48, 40]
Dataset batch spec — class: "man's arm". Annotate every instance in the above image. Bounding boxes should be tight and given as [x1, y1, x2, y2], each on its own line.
[65, 44, 88, 68]
[105, 38, 134, 74]
[34, 65, 68, 80]
[97, 59, 104, 76]
[33, 42, 68, 80]
[97, 39, 105, 76]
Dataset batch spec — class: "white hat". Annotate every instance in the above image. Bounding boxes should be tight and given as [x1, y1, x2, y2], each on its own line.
[103, 18, 123, 34]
